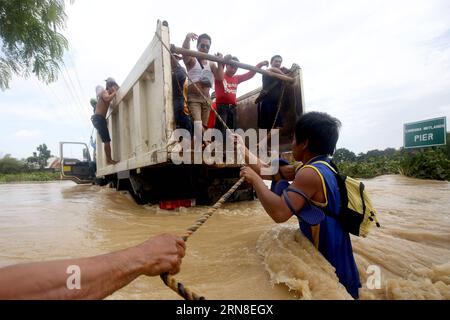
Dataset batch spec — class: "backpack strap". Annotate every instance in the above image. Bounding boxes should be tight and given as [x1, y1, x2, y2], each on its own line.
[282, 186, 309, 215]
[311, 160, 338, 174]
[293, 161, 303, 173]
[298, 164, 328, 207]
[359, 180, 367, 215]
[282, 187, 327, 234]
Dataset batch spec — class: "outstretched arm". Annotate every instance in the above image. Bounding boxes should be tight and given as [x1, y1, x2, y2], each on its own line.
[240, 166, 319, 223]
[182, 33, 197, 70]
[236, 60, 269, 84]
[210, 52, 224, 81]
[240, 166, 294, 223]
[233, 134, 296, 181]
[0, 234, 185, 300]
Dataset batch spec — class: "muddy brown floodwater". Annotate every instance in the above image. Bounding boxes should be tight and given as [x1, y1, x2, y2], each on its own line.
[0, 175, 449, 299]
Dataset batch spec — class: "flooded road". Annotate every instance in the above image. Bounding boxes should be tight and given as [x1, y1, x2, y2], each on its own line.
[0, 175, 449, 299]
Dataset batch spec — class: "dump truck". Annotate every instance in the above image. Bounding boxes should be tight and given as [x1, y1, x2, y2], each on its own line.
[60, 21, 304, 205]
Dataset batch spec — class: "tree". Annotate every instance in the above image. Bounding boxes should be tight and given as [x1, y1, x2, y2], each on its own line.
[26, 151, 39, 168]
[333, 148, 357, 163]
[365, 149, 384, 159]
[0, 0, 71, 90]
[36, 144, 52, 169]
[0, 154, 27, 173]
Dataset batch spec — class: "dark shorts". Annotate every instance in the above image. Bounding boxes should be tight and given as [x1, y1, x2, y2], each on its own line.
[91, 114, 111, 143]
[258, 99, 283, 130]
[173, 97, 193, 135]
[215, 103, 237, 139]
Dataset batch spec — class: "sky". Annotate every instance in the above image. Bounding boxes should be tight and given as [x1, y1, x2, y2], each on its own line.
[0, 0, 449, 159]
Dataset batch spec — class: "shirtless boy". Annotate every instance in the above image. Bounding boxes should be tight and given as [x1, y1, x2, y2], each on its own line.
[91, 77, 119, 165]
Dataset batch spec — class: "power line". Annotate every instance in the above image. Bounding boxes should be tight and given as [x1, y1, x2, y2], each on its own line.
[61, 63, 89, 119]
[43, 78, 91, 136]
[59, 66, 93, 135]
[67, 50, 90, 104]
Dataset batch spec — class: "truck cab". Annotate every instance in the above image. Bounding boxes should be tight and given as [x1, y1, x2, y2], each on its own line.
[59, 142, 96, 185]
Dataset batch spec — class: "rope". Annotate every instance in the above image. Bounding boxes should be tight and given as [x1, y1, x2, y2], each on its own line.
[259, 82, 286, 146]
[160, 176, 245, 300]
[154, 31, 295, 300]
[260, 64, 301, 144]
[180, 176, 245, 241]
[270, 83, 286, 131]
[155, 31, 249, 300]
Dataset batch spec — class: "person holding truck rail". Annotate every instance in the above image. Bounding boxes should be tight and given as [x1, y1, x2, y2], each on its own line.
[181, 33, 224, 131]
[214, 55, 269, 139]
[91, 77, 119, 165]
[256, 55, 290, 130]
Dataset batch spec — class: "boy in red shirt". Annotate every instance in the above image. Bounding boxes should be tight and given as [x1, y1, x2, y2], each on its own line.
[214, 56, 268, 139]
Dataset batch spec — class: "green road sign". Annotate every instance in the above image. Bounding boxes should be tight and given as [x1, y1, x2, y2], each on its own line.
[404, 117, 447, 149]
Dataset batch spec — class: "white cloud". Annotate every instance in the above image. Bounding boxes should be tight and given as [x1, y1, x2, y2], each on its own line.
[12, 130, 43, 140]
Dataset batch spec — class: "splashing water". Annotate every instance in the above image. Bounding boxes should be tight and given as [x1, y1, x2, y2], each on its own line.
[0, 175, 448, 299]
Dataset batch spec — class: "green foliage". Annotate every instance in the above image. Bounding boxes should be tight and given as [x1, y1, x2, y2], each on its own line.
[1, 143, 53, 174]
[36, 143, 52, 168]
[399, 148, 450, 181]
[335, 142, 450, 181]
[0, 154, 28, 173]
[0, 152, 59, 183]
[0, 171, 59, 183]
[26, 151, 39, 168]
[337, 157, 401, 179]
[0, 0, 70, 89]
[333, 148, 357, 163]
[26, 144, 52, 168]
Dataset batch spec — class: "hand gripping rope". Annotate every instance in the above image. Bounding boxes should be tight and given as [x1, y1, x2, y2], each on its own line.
[160, 176, 245, 300]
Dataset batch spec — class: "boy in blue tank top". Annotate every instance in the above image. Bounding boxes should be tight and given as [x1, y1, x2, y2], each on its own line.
[236, 111, 361, 298]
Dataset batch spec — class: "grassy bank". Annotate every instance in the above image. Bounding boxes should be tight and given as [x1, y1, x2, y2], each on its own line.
[337, 159, 400, 179]
[0, 172, 60, 183]
[335, 146, 450, 181]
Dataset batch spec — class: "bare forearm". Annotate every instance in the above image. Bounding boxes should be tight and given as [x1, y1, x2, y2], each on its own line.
[239, 144, 267, 177]
[238, 71, 256, 83]
[0, 247, 143, 299]
[215, 63, 224, 81]
[253, 178, 291, 223]
[182, 36, 191, 49]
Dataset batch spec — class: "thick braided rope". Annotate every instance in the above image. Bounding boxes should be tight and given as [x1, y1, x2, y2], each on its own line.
[271, 83, 286, 130]
[160, 272, 205, 300]
[155, 31, 288, 299]
[181, 176, 245, 241]
[160, 177, 245, 300]
[155, 31, 279, 300]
